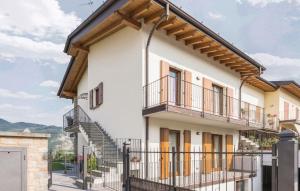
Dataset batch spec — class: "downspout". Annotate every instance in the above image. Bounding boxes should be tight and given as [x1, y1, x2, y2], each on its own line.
[239, 67, 262, 119]
[145, 3, 169, 178]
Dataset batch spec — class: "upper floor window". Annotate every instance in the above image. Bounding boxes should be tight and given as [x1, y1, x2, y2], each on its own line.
[89, 82, 103, 109]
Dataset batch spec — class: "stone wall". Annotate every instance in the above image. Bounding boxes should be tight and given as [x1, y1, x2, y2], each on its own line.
[0, 131, 50, 191]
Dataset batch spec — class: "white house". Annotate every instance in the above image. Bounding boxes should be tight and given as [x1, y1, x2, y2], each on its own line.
[57, 0, 300, 190]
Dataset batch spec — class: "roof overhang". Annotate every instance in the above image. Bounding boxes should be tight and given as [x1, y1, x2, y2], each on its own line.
[271, 81, 300, 98]
[58, 0, 266, 98]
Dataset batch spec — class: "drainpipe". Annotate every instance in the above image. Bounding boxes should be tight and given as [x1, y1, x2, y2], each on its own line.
[239, 67, 262, 119]
[145, 3, 169, 178]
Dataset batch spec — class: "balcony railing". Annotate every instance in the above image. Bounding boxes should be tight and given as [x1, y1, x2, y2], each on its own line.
[63, 105, 92, 131]
[144, 75, 268, 129]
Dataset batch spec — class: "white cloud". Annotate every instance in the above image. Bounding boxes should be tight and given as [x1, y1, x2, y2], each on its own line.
[208, 12, 224, 20]
[250, 53, 300, 66]
[0, 0, 81, 64]
[40, 80, 60, 88]
[250, 53, 300, 82]
[0, 104, 31, 110]
[0, 88, 42, 99]
[0, 32, 69, 64]
[236, 0, 300, 7]
[0, 0, 81, 38]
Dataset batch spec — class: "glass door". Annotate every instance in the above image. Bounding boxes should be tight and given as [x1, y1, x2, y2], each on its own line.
[212, 135, 222, 170]
[213, 85, 223, 115]
[169, 68, 181, 106]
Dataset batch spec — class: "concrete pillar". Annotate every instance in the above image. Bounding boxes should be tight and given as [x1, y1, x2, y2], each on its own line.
[277, 129, 298, 191]
[73, 96, 79, 125]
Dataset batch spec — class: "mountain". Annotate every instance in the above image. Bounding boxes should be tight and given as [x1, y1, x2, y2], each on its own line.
[0, 118, 71, 151]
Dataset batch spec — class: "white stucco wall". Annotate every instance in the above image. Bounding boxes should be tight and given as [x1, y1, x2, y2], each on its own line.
[77, 69, 89, 112]
[86, 27, 145, 140]
[142, 25, 264, 109]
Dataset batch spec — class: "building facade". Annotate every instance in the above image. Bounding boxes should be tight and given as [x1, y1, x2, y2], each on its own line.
[58, 0, 300, 190]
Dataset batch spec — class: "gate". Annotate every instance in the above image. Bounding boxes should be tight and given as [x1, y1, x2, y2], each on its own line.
[48, 151, 52, 188]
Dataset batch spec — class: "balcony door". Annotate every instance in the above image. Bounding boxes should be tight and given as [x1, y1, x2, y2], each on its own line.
[169, 68, 181, 106]
[169, 130, 180, 175]
[213, 84, 223, 115]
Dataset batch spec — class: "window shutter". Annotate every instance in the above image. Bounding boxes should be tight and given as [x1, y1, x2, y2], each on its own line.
[160, 128, 169, 179]
[99, 82, 103, 105]
[202, 132, 212, 173]
[89, 89, 93, 109]
[256, 106, 261, 123]
[203, 78, 213, 113]
[226, 135, 233, 170]
[184, 70, 192, 108]
[227, 88, 234, 116]
[284, 101, 289, 120]
[160, 60, 170, 104]
[184, 130, 191, 176]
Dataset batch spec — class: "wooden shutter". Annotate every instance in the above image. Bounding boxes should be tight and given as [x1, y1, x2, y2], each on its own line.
[160, 128, 169, 179]
[89, 89, 93, 109]
[226, 135, 233, 170]
[184, 130, 191, 176]
[256, 106, 261, 123]
[184, 71, 192, 108]
[160, 60, 169, 104]
[227, 88, 234, 117]
[284, 101, 289, 120]
[296, 108, 299, 120]
[203, 78, 213, 113]
[99, 82, 103, 105]
[202, 132, 212, 173]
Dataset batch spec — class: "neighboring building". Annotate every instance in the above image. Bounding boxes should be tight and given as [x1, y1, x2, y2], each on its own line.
[57, 0, 299, 190]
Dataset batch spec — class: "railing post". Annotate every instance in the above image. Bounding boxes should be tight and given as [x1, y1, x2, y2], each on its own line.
[167, 76, 169, 106]
[172, 147, 176, 190]
[83, 146, 88, 190]
[202, 87, 205, 115]
[277, 130, 298, 191]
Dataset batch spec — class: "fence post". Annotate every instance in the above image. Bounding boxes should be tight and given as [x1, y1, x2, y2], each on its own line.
[277, 129, 298, 191]
[83, 146, 88, 190]
[272, 144, 278, 191]
[172, 147, 176, 190]
[123, 142, 130, 191]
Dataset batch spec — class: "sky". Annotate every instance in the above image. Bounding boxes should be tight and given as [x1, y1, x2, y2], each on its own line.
[0, 0, 299, 126]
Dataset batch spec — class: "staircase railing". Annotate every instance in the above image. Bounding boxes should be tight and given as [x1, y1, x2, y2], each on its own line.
[63, 105, 92, 131]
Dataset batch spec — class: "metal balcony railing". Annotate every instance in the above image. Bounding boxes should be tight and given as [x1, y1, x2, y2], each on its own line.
[63, 105, 92, 131]
[143, 75, 267, 128]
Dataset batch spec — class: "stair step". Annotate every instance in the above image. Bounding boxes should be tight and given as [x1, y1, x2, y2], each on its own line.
[91, 170, 102, 177]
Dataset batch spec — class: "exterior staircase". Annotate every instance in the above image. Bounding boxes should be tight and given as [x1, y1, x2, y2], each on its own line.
[80, 122, 123, 168]
[240, 135, 259, 151]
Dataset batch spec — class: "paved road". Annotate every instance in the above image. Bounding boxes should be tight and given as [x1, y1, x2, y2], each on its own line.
[49, 171, 111, 191]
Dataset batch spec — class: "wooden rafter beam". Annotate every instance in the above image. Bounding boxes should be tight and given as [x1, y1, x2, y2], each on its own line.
[157, 16, 176, 30]
[116, 11, 141, 30]
[130, 1, 152, 18]
[236, 68, 257, 72]
[214, 53, 234, 61]
[185, 35, 206, 45]
[193, 40, 213, 49]
[207, 50, 227, 57]
[200, 45, 221, 53]
[144, 9, 164, 23]
[167, 23, 188, 35]
[176, 30, 197, 41]
[220, 57, 240, 64]
[231, 64, 249, 69]
[225, 61, 244, 66]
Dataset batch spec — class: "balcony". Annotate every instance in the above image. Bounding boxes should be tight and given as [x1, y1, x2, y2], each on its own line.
[143, 76, 274, 130]
[63, 105, 92, 132]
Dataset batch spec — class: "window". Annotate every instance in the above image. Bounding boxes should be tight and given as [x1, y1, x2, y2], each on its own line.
[89, 82, 103, 110]
[169, 68, 181, 105]
[212, 84, 223, 115]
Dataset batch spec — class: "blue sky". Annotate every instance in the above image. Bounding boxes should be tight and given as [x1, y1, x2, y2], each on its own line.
[0, 0, 299, 126]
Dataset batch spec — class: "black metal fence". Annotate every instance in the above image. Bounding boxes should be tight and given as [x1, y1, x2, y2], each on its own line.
[122, 145, 271, 191]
